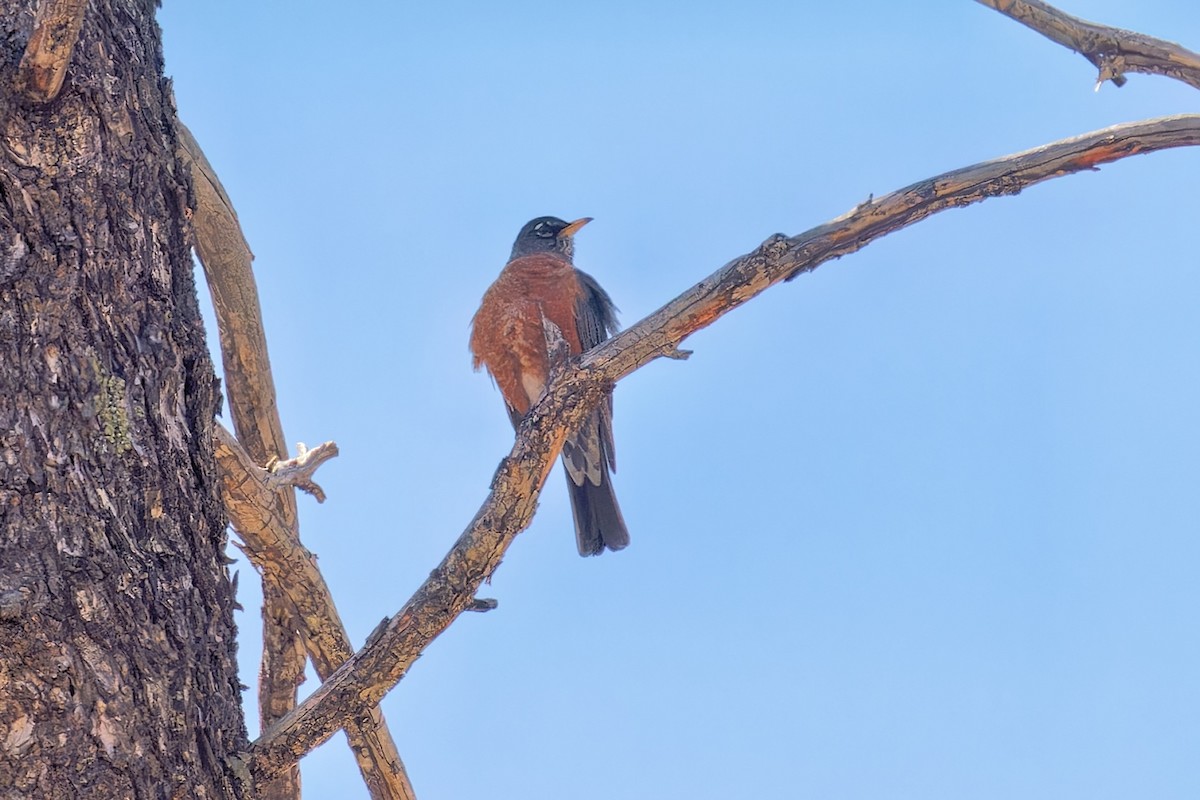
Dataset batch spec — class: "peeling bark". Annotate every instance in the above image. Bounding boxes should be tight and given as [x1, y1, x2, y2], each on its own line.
[15, 0, 89, 103]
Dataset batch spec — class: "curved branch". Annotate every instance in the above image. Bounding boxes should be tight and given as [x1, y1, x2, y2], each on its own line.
[589, 115, 1200, 379]
[178, 124, 416, 800]
[976, 0, 1200, 90]
[176, 122, 292, 470]
[175, 119, 307, 800]
[244, 114, 1200, 779]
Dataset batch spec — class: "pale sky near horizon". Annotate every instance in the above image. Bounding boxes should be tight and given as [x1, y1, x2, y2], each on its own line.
[160, 2, 1199, 798]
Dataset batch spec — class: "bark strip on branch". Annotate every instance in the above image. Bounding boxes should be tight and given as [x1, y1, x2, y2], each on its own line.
[178, 120, 305, 800]
[243, 114, 1200, 779]
[976, 0, 1200, 90]
[15, 0, 88, 103]
[177, 123, 292, 470]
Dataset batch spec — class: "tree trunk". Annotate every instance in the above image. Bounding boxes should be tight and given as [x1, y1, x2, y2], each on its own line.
[0, 2, 247, 798]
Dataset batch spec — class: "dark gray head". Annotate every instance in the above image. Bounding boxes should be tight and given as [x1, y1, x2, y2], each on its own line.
[510, 216, 592, 261]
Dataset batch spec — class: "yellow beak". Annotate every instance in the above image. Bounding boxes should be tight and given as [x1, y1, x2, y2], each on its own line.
[559, 217, 593, 238]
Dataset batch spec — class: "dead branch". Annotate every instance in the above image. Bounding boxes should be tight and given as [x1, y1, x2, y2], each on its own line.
[177, 118, 306, 800]
[243, 114, 1200, 780]
[15, 0, 88, 103]
[214, 426, 416, 800]
[976, 0, 1200, 90]
[257, 580, 306, 800]
[180, 121, 415, 800]
[266, 441, 340, 503]
[176, 123, 291, 470]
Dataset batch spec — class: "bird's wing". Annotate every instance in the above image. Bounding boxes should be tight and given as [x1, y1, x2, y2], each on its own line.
[562, 269, 620, 481]
[573, 268, 619, 347]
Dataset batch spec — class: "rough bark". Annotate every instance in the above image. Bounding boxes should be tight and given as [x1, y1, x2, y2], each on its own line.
[976, 0, 1200, 90]
[0, 1, 247, 798]
[15, 0, 89, 103]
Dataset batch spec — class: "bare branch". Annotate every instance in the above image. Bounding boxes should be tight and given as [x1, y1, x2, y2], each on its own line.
[15, 0, 88, 103]
[976, 0, 1200, 90]
[590, 115, 1200, 378]
[244, 115, 1200, 779]
[182, 119, 416, 800]
[257, 582, 306, 800]
[176, 122, 292, 470]
[214, 426, 416, 800]
[266, 441, 340, 502]
[177, 118, 306, 800]
[175, 123, 303, 794]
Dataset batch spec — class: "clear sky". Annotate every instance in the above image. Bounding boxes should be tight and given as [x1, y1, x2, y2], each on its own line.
[159, 2, 1199, 798]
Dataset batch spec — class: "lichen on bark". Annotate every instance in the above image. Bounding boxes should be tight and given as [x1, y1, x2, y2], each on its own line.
[0, 1, 249, 797]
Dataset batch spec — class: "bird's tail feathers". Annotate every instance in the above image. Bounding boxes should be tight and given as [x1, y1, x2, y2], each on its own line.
[566, 468, 629, 557]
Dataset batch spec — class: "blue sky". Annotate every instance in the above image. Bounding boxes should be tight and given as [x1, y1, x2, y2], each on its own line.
[159, 2, 1199, 798]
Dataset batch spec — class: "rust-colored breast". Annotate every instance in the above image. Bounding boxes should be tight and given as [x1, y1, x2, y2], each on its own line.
[470, 254, 583, 416]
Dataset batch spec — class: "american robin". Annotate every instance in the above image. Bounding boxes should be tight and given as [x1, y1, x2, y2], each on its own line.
[470, 216, 629, 556]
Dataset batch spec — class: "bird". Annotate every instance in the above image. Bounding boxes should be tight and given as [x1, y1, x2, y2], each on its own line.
[470, 216, 629, 556]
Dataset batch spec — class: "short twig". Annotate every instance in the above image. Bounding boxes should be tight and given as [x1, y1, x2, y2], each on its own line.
[365, 617, 392, 648]
[976, 0, 1200, 91]
[265, 441, 340, 503]
[660, 345, 693, 361]
[467, 598, 499, 612]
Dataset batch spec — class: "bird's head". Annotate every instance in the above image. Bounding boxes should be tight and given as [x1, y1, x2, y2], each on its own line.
[510, 216, 592, 261]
